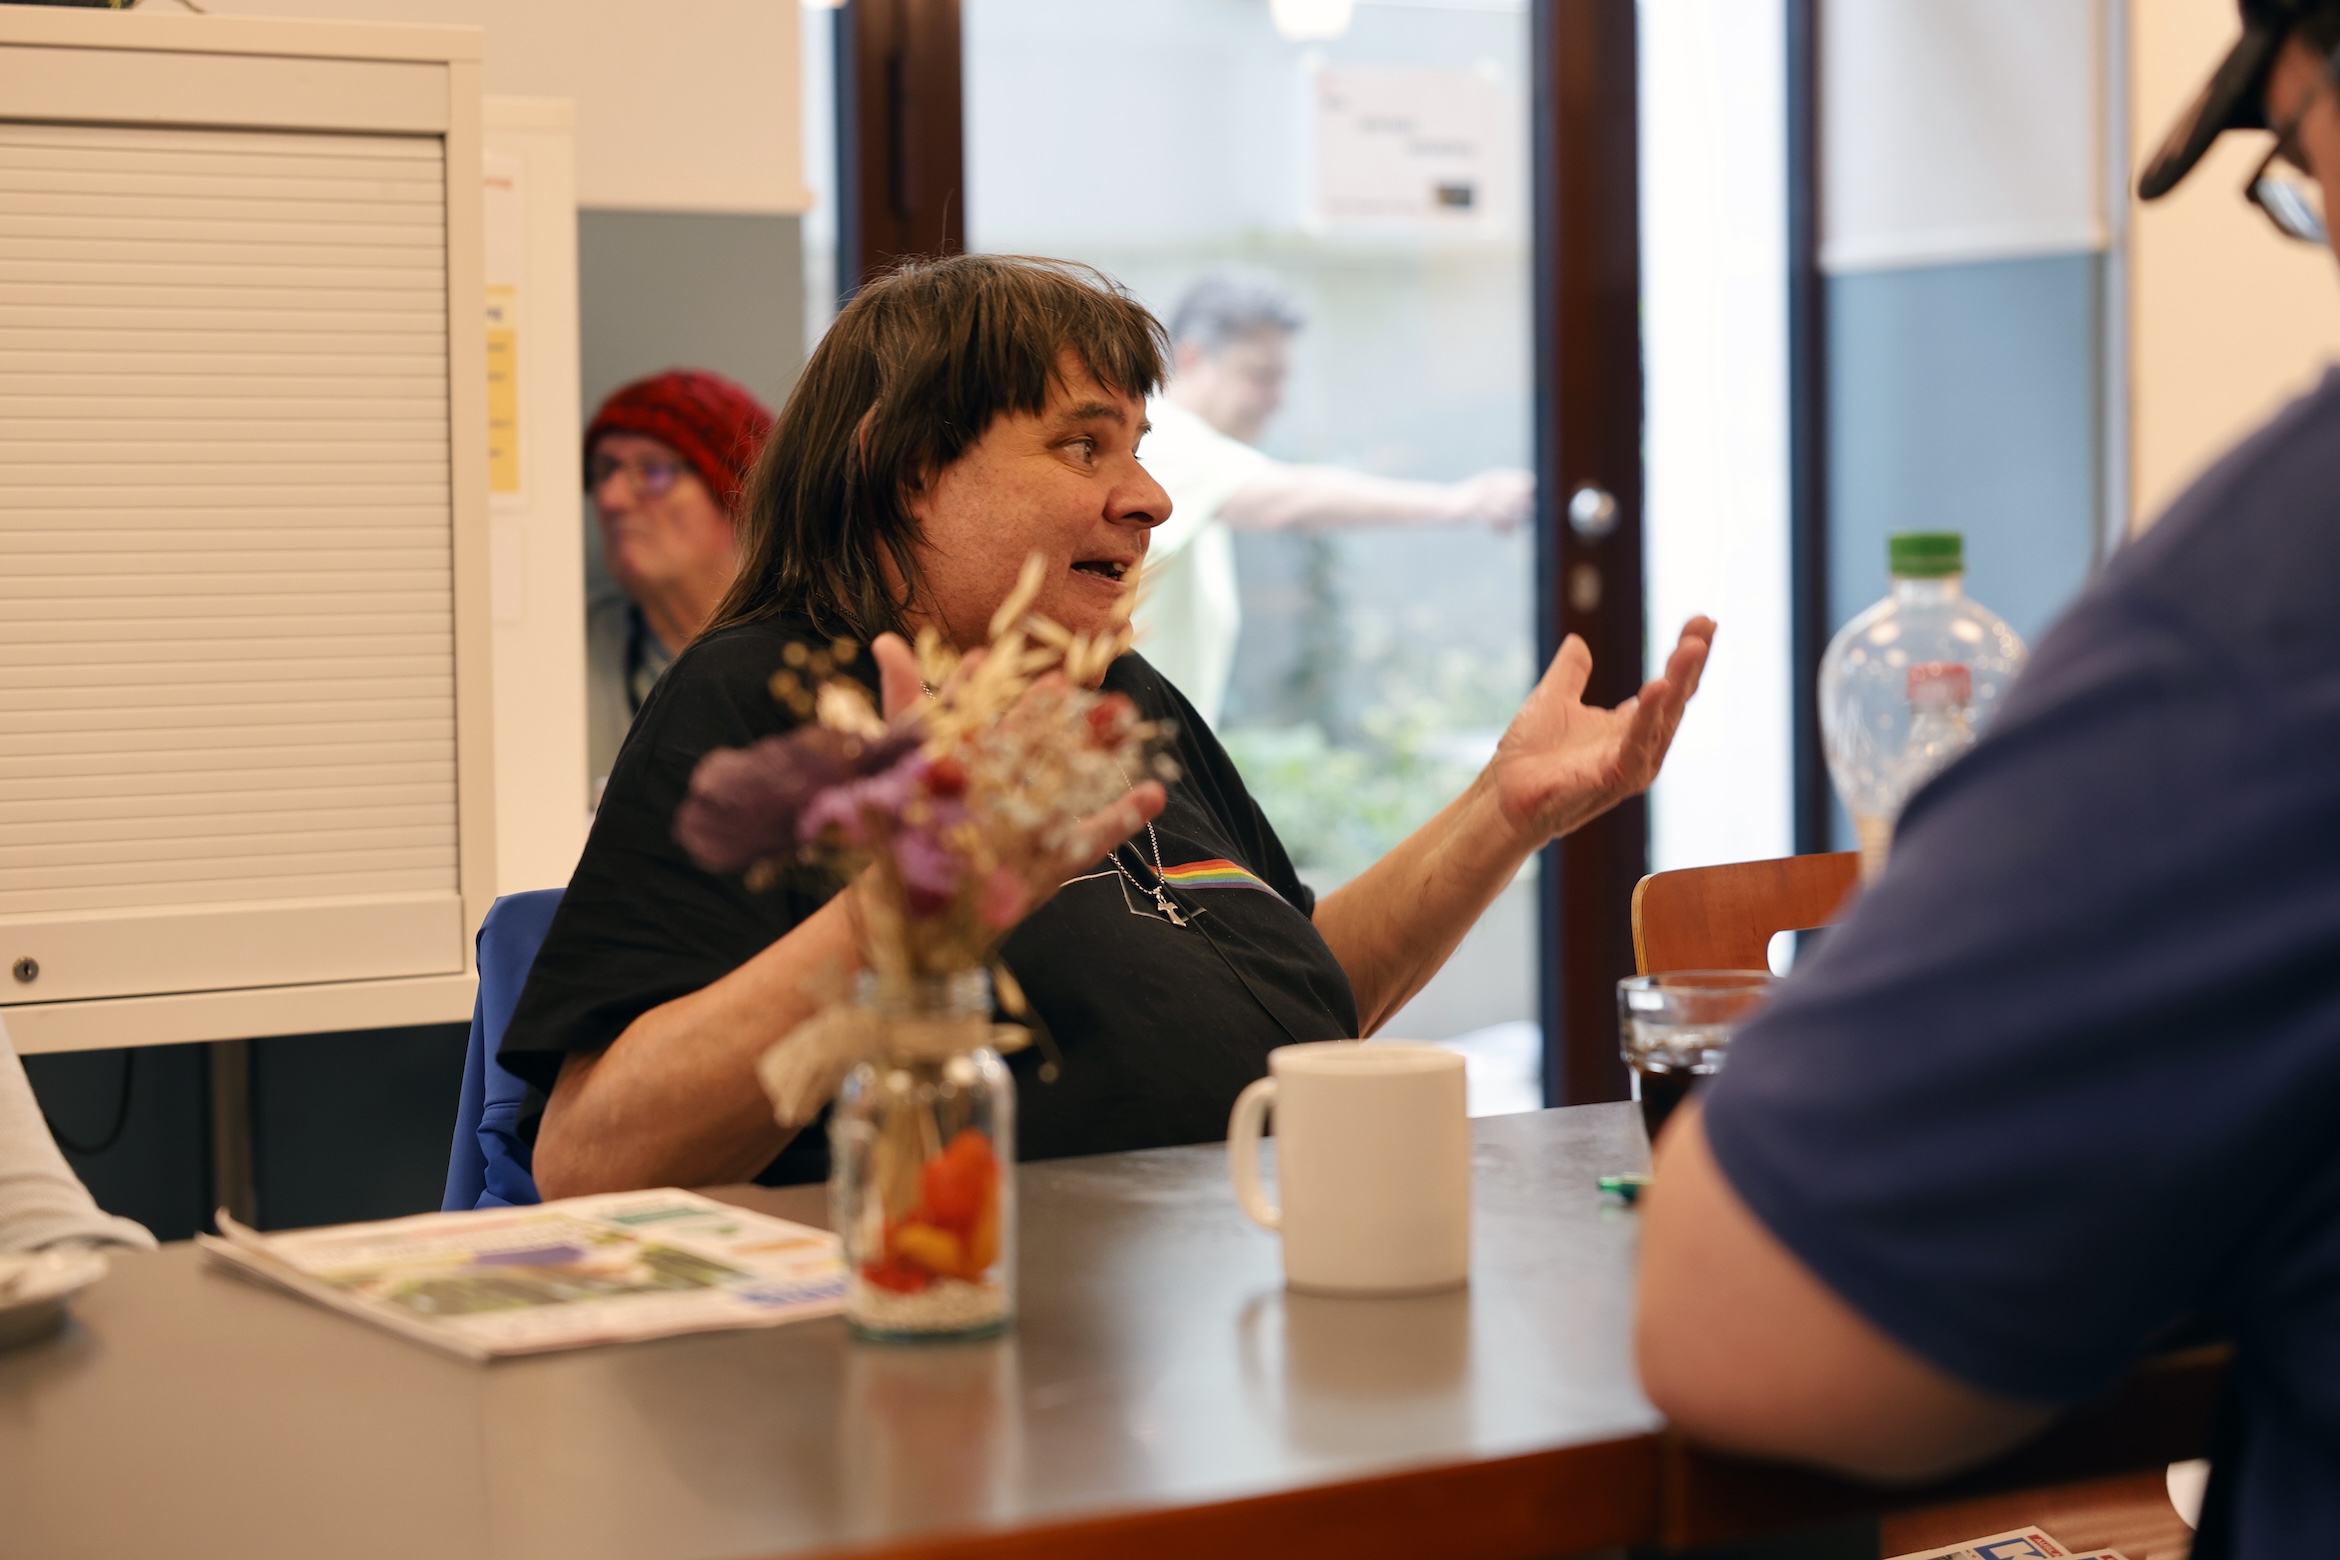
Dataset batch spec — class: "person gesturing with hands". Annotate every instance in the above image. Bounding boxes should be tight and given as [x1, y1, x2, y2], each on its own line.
[1318, 617, 1712, 1038]
[509, 255, 1710, 1198]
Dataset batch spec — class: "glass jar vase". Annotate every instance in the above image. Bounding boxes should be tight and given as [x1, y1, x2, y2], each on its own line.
[828, 970, 1016, 1341]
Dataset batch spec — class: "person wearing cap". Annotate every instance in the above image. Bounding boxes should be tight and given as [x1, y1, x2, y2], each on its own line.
[1635, 4, 2340, 1550]
[584, 370, 775, 791]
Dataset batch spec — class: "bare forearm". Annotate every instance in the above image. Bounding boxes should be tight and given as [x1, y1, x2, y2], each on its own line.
[1220, 465, 1480, 532]
[534, 890, 866, 1197]
[1315, 617, 1714, 1041]
[1639, 1105, 2052, 1482]
[1315, 776, 1536, 1036]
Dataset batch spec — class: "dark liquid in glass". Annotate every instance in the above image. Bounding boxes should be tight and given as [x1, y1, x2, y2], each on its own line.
[1634, 1066, 1698, 1143]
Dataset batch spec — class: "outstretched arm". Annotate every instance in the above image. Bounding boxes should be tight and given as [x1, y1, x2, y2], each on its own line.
[1313, 618, 1713, 1036]
[1218, 464, 1532, 532]
[1638, 1101, 2051, 1481]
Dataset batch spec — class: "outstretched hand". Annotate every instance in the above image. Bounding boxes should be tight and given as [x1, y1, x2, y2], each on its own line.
[1485, 617, 1715, 850]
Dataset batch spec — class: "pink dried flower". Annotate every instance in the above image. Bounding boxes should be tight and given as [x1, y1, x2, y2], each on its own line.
[892, 828, 964, 917]
[675, 726, 916, 874]
[798, 752, 925, 847]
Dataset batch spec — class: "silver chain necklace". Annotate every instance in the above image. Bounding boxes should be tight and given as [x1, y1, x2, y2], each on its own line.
[1108, 817, 1188, 928]
[1103, 760, 1187, 927]
[918, 687, 1189, 929]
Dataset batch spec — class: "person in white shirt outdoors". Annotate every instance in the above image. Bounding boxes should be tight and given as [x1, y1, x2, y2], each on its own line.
[585, 370, 776, 795]
[0, 1017, 152, 1254]
[1133, 271, 1537, 726]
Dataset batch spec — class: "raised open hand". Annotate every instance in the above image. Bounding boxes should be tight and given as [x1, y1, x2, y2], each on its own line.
[1485, 617, 1715, 850]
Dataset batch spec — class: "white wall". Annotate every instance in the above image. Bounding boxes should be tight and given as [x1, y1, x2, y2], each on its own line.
[1640, 0, 1794, 874]
[1823, 0, 2104, 273]
[485, 97, 590, 893]
[216, 0, 807, 212]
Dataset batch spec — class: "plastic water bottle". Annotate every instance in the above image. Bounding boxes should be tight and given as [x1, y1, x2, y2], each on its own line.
[1819, 533, 2028, 879]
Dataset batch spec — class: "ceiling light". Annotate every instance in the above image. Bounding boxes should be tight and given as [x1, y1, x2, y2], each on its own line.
[1271, 0, 1354, 42]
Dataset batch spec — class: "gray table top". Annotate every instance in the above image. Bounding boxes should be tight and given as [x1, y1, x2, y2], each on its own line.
[0, 1104, 1656, 1560]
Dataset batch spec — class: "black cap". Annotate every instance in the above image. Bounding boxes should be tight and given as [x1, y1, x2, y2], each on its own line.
[2138, 0, 2328, 200]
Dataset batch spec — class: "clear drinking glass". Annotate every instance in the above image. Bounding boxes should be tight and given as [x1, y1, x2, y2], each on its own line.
[1615, 971, 1776, 1144]
[828, 970, 1016, 1342]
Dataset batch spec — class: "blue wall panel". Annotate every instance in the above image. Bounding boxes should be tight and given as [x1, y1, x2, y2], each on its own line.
[1827, 251, 2102, 643]
[1824, 251, 2104, 846]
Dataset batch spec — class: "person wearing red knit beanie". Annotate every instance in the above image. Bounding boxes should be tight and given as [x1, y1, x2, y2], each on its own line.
[583, 369, 774, 793]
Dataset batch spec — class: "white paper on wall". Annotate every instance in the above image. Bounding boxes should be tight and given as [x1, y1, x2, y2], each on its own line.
[1313, 66, 1500, 226]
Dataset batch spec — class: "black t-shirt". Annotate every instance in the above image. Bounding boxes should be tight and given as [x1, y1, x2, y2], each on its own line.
[501, 613, 1358, 1184]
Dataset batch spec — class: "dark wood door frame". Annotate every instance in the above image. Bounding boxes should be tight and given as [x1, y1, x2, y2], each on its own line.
[835, 0, 966, 292]
[1787, 0, 1832, 855]
[1532, 0, 1647, 1106]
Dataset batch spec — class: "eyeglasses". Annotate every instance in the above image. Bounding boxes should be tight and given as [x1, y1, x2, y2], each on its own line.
[2246, 48, 2335, 245]
[587, 452, 687, 498]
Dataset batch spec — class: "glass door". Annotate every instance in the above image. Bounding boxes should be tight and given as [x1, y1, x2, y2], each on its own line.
[960, 0, 1544, 1113]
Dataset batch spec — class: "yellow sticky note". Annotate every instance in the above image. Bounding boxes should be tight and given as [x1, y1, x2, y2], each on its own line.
[485, 285, 520, 496]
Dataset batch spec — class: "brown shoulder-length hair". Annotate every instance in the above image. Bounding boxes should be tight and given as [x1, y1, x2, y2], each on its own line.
[706, 254, 1169, 642]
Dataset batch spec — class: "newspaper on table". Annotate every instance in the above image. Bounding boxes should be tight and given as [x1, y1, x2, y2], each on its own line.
[1888, 1527, 2130, 1560]
[198, 1189, 845, 1361]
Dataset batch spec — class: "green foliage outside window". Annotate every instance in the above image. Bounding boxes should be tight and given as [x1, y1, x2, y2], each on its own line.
[1222, 638, 1527, 881]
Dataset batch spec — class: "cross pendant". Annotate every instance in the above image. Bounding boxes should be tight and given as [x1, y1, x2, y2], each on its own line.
[1153, 889, 1188, 927]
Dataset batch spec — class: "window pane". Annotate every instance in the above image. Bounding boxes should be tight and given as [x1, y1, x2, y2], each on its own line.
[966, 0, 1541, 1113]
[1638, 0, 1795, 873]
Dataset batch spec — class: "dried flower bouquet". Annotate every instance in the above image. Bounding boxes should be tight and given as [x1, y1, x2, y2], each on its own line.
[672, 555, 1174, 1121]
[676, 555, 1169, 975]
[671, 556, 1169, 1337]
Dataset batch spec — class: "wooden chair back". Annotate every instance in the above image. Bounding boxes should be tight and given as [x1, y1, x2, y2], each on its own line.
[1631, 853, 1861, 975]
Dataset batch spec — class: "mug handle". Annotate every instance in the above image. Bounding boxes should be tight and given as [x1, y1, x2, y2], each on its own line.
[1227, 1076, 1280, 1230]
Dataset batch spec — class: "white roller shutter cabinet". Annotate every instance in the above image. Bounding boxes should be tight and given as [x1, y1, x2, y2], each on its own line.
[0, 12, 494, 1053]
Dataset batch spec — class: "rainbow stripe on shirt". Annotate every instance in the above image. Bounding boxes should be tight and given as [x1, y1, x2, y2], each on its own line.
[1158, 858, 1278, 896]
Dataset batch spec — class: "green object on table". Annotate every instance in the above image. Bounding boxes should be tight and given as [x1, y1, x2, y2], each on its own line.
[1598, 1173, 1651, 1206]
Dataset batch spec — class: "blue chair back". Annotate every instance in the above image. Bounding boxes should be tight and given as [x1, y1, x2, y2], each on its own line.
[442, 888, 564, 1210]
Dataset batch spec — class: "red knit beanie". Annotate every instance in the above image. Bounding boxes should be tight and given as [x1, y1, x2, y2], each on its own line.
[584, 369, 775, 508]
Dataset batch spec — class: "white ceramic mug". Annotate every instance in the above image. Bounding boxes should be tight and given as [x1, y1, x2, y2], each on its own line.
[1227, 1041, 1471, 1295]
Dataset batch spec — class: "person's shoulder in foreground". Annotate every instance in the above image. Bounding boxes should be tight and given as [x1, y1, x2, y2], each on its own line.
[500, 614, 856, 1100]
[2098, 367, 2340, 661]
[0, 1018, 155, 1253]
[1637, 370, 2340, 1537]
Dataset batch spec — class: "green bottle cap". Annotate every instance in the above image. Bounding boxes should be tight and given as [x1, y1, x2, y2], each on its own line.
[1888, 531, 1963, 578]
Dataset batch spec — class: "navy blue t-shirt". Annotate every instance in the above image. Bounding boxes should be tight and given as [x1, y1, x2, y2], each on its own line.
[1702, 371, 2340, 1558]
